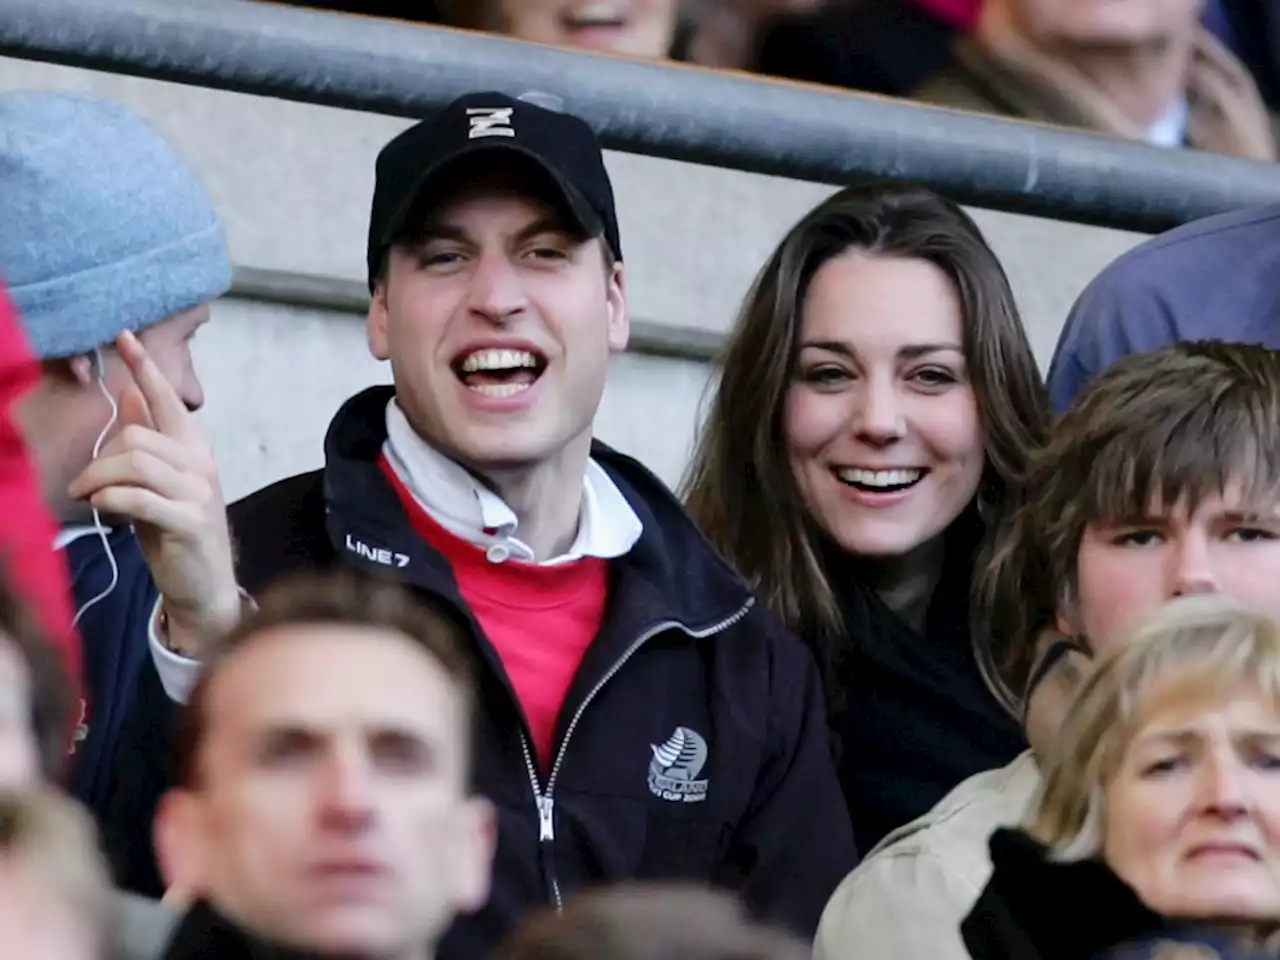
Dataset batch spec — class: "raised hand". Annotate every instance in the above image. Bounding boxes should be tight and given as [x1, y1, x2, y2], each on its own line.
[67, 330, 241, 658]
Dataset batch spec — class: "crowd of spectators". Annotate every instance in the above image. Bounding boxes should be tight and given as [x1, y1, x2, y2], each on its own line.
[272, 0, 1280, 160]
[6, 2, 1280, 959]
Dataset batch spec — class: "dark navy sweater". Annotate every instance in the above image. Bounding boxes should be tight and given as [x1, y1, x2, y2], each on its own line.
[62, 527, 160, 822]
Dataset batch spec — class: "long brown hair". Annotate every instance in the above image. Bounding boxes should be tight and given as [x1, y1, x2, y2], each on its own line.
[682, 182, 1047, 652]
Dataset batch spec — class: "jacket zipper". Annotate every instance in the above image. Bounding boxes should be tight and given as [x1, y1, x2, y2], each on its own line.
[517, 597, 755, 909]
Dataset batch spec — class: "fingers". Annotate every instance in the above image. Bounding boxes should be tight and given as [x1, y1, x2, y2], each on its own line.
[118, 383, 156, 432]
[1191, 58, 1236, 106]
[1186, 62, 1275, 162]
[86, 485, 204, 534]
[1193, 35, 1253, 89]
[115, 330, 189, 438]
[68, 448, 198, 506]
[1190, 49, 1271, 116]
[73, 423, 195, 482]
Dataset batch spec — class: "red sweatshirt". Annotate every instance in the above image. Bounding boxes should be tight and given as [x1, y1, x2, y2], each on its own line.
[379, 454, 607, 769]
[0, 283, 82, 704]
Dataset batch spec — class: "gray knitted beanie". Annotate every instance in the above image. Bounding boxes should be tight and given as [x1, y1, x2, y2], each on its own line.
[0, 91, 231, 360]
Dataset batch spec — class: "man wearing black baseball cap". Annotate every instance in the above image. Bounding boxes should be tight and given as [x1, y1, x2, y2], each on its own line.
[158, 91, 855, 959]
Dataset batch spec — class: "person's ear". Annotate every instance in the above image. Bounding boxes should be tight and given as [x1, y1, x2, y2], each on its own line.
[65, 353, 98, 387]
[153, 789, 212, 901]
[367, 276, 392, 362]
[453, 796, 497, 914]
[605, 261, 629, 353]
[1054, 582, 1082, 639]
[1054, 608, 1078, 638]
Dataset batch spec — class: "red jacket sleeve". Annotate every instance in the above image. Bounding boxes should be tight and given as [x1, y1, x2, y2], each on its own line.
[0, 283, 83, 708]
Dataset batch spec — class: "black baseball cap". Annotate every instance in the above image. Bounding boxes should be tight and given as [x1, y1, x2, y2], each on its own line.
[366, 91, 623, 290]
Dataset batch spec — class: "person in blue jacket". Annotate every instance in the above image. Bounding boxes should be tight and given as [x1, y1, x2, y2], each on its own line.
[0, 91, 246, 871]
[1048, 203, 1280, 414]
[133, 90, 858, 958]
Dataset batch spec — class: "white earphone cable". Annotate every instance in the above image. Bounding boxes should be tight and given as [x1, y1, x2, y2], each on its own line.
[71, 348, 120, 629]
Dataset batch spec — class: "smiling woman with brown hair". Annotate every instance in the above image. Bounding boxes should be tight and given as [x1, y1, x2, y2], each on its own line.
[682, 181, 1049, 851]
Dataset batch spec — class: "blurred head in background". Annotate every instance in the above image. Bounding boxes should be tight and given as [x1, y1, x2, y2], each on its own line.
[0, 572, 73, 789]
[990, 0, 1204, 50]
[0, 790, 114, 960]
[445, 0, 682, 57]
[494, 883, 809, 960]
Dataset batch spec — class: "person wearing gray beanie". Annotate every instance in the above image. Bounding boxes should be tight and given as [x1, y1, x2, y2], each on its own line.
[0, 90, 248, 949]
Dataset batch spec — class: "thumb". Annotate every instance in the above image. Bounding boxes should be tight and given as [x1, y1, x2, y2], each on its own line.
[118, 383, 156, 431]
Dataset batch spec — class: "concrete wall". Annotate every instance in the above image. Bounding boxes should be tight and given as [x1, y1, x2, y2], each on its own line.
[0, 54, 1147, 501]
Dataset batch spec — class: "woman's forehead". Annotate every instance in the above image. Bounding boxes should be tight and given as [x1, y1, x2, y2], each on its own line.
[1124, 681, 1280, 747]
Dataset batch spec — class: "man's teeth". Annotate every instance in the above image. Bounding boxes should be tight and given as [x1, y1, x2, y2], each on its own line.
[460, 349, 539, 373]
[838, 468, 923, 488]
[469, 382, 532, 398]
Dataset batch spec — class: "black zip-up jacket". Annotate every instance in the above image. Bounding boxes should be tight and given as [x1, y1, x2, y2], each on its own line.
[162, 899, 328, 959]
[224, 386, 856, 957]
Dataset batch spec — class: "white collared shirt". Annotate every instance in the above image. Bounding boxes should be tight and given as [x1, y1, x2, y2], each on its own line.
[54, 525, 98, 551]
[382, 398, 642, 565]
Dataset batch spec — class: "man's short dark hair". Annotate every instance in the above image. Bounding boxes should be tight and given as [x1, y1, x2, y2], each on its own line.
[174, 570, 475, 788]
[0, 562, 72, 780]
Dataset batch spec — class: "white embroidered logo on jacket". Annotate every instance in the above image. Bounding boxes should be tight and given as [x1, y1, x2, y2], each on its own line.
[647, 726, 710, 803]
[344, 533, 410, 569]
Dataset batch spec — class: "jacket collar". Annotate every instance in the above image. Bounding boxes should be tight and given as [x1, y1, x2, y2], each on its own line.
[321, 386, 752, 633]
[965, 827, 1162, 960]
[971, 833, 1280, 958]
[162, 900, 336, 960]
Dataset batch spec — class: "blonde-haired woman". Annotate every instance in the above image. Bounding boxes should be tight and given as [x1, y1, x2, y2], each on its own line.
[964, 595, 1280, 960]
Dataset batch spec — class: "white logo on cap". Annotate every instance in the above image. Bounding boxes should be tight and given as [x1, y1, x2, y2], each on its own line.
[467, 107, 516, 139]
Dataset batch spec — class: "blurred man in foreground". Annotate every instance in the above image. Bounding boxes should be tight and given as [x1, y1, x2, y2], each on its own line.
[154, 572, 495, 959]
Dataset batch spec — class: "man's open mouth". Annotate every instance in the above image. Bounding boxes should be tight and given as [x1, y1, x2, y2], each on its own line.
[453, 348, 548, 399]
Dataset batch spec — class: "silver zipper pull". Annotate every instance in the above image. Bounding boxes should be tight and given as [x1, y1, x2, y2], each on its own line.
[537, 795, 555, 842]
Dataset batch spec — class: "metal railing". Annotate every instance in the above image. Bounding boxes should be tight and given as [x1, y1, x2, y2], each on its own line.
[2, 0, 1279, 235]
